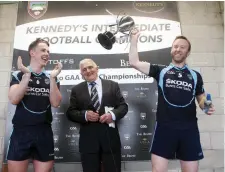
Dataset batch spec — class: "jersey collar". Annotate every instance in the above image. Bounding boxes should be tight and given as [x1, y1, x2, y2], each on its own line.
[27, 66, 45, 76]
[169, 63, 187, 70]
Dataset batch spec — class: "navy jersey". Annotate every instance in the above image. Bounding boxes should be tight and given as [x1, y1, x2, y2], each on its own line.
[10, 70, 60, 127]
[149, 63, 204, 127]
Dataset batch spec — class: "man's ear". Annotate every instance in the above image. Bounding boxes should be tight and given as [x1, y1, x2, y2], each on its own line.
[80, 73, 85, 80]
[187, 51, 191, 57]
[30, 49, 35, 57]
[95, 66, 99, 72]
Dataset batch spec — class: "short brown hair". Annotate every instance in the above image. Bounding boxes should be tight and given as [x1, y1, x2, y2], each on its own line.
[173, 36, 191, 52]
[28, 38, 49, 56]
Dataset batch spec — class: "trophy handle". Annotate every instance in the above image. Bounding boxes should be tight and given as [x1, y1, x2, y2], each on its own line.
[119, 27, 136, 51]
[116, 10, 126, 26]
[116, 10, 126, 21]
[105, 9, 114, 16]
[105, 9, 128, 35]
[112, 10, 126, 35]
[105, 9, 120, 34]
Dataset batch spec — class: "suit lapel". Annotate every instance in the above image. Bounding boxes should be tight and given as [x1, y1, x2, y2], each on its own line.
[100, 79, 108, 108]
[82, 81, 92, 104]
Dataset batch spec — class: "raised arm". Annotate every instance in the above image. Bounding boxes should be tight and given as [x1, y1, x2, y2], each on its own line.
[129, 29, 150, 75]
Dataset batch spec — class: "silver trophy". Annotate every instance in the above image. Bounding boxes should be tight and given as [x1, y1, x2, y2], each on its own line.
[97, 10, 135, 50]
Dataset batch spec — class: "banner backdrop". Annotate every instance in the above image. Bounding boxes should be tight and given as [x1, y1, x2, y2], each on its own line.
[3, 1, 181, 163]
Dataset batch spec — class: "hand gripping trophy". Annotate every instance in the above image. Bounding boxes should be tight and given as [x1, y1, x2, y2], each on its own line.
[97, 9, 136, 50]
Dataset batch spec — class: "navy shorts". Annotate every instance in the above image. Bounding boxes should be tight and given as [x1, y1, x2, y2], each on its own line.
[150, 123, 204, 161]
[7, 125, 54, 162]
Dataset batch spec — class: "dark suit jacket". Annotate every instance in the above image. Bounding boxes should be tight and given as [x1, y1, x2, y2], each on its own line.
[66, 78, 128, 153]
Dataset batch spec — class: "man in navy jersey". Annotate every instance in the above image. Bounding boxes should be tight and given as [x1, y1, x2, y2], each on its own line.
[7, 38, 62, 172]
[129, 29, 214, 172]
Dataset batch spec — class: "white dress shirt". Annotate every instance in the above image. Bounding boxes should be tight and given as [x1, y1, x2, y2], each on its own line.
[85, 78, 116, 121]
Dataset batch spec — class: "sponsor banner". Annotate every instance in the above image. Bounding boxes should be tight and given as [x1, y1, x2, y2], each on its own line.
[49, 68, 154, 85]
[14, 16, 181, 54]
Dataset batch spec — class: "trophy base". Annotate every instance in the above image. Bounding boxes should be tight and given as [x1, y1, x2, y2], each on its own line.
[97, 31, 116, 50]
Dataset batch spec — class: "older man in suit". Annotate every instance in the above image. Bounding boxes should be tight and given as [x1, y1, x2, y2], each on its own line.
[66, 59, 128, 172]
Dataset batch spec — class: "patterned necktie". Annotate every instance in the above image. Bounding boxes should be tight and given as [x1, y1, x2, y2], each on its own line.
[90, 82, 100, 111]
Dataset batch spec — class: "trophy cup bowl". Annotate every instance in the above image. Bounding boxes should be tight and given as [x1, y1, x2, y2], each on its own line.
[97, 31, 116, 50]
[118, 16, 135, 33]
[97, 12, 135, 50]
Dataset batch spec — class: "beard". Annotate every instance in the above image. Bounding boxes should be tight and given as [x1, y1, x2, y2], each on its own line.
[172, 53, 187, 64]
[173, 57, 186, 63]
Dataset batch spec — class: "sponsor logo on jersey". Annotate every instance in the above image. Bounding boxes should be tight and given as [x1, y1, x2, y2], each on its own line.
[27, 87, 50, 93]
[178, 73, 182, 78]
[167, 70, 175, 75]
[166, 79, 192, 89]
